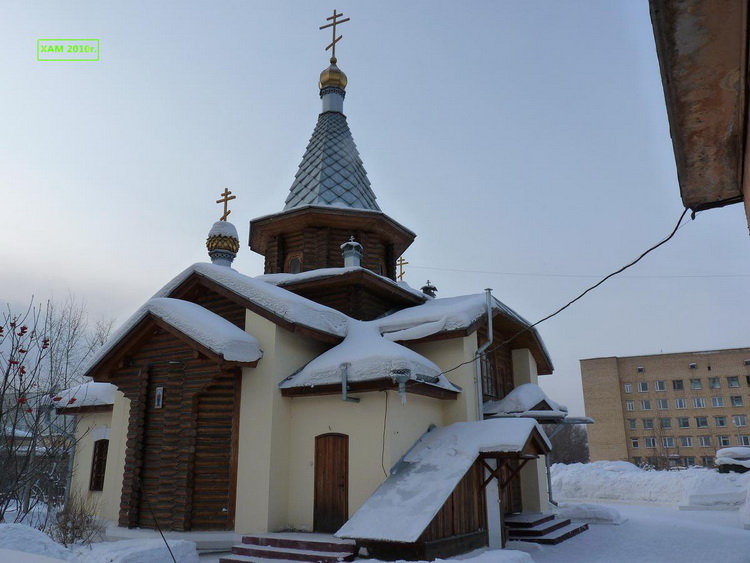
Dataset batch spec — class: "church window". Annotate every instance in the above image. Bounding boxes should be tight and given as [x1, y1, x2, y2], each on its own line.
[89, 439, 109, 491]
[286, 253, 302, 274]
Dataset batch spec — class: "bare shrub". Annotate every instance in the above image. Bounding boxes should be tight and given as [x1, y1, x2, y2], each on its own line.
[47, 491, 105, 547]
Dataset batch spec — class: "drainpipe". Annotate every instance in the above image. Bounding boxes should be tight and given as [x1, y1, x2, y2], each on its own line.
[474, 289, 493, 421]
[341, 363, 359, 403]
[544, 423, 566, 507]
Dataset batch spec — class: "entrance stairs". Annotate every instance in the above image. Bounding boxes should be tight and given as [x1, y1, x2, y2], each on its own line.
[219, 533, 357, 563]
[505, 512, 588, 545]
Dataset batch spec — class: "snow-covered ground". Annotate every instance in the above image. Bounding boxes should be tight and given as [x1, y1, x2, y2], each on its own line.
[5, 461, 750, 563]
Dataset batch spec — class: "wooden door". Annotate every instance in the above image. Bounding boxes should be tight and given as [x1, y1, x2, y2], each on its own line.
[314, 433, 348, 533]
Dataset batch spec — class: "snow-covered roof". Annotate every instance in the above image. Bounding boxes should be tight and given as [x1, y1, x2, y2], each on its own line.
[56, 382, 117, 409]
[157, 263, 348, 338]
[256, 267, 427, 301]
[483, 383, 568, 420]
[377, 296, 553, 372]
[83, 297, 263, 376]
[280, 320, 459, 393]
[337, 418, 550, 543]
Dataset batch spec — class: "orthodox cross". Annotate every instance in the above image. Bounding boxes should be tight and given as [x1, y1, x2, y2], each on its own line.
[396, 256, 409, 281]
[216, 188, 236, 221]
[320, 9, 350, 59]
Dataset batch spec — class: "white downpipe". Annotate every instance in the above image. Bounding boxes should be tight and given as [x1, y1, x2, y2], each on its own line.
[474, 288, 493, 421]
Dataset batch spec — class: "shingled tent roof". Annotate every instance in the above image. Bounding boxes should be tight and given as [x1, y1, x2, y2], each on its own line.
[284, 111, 380, 211]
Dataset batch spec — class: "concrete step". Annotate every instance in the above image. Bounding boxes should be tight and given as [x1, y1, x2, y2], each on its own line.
[509, 521, 589, 545]
[504, 512, 556, 529]
[226, 542, 355, 562]
[506, 517, 570, 537]
[241, 533, 355, 553]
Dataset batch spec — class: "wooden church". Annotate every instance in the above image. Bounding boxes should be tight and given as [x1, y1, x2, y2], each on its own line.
[62, 12, 575, 560]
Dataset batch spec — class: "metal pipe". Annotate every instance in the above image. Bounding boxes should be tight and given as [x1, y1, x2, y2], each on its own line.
[341, 363, 359, 403]
[474, 288, 493, 421]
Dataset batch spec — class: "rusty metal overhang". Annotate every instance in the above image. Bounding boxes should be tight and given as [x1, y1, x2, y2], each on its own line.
[650, 0, 748, 212]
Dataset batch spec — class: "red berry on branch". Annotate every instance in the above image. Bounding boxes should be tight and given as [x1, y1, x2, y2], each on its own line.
[17, 397, 27, 404]
[52, 396, 62, 402]
[24, 408, 32, 414]
[67, 397, 77, 404]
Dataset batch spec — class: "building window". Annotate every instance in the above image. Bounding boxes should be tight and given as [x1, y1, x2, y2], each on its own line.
[628, 419, 637, 430]
[730, 396, 744, 407]
[637, 366, 645, 373]
[677, 417, 690, 428]
[690, 379, 702, 390]
[693, 397, 705, 408]
[624, 383, 632, 393]
[712, 396, 725, 408]
[642, 418, 654, 430]
[660, 418, 672, 429]
[740, 436, 750, 446]
[708, 377, 720, 389]
[746, 375, 750, 386]
[682, 457, 695, 467]
[715, 416, 727, 427]
[718, 436, 731, 447]
[695, 417, 708, 428]
[89, 439, 109, 492]
[673, 379, 684, 391]
[701, 456, 714, 467]
[640, 400, 651, 411]
[638, 382, 649, 392]
[733, 415, 747, 427]
[680, 436, 693, 447]
[626, 401, 634, 412]
[285, 253, 302, 274]
[675, 398, 687, 409]
[728, 376, 740, 388]
[631, 438, 639, 448]
[662, 437, 675, 448]
[645, 437, 656, 448]
[699, 436, 712, 447]
[654, 380, 666, 392]
[657, 399, 669, 410]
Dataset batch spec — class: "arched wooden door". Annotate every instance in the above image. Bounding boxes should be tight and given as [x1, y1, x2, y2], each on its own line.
[314, 433, 349, 533]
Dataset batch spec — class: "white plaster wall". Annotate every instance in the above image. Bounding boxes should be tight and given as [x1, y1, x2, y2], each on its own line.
[512, 349, 538, 387]
[234, 310, 328, 533]
[411, 335, 479, 425]
[99, 391, 129, 523]
[520, 457, 549, 513]
[286, 391, 443, 531]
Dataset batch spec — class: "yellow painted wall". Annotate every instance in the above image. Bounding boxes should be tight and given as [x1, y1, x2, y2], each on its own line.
[100, 391, 130, 522]
[285, 391, 443, 531]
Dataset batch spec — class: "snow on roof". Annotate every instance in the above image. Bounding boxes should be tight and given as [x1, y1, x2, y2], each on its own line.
[337, 418, 549, 543]
[280, 320, 459, 393]
[83, 297, 263, 375]
[483, 383, 568, 419]
[56, 382, 116, 409]
[256, 266, 426, 300]
[377, 295, 552, 368]
[156, 263, 348, 338]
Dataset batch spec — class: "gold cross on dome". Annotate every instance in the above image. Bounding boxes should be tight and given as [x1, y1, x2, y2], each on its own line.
[216, 188, 236, 221]
[396, 256, 409, 281]
[320, 9, 350, 60]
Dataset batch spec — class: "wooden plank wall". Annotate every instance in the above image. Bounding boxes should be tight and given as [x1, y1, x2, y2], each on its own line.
[420, 460, 487, 542]
[111, 329, 239, 531]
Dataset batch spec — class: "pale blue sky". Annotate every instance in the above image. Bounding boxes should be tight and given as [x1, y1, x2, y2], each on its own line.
[2, 1, 749, 415]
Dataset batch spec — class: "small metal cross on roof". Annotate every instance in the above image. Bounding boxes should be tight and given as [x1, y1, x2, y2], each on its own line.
[397, 256, 409, 281]
[216, 188, 236, 221]
[320, 9, 350, 59]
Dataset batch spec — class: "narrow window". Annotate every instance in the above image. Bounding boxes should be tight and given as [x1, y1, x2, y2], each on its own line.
[708, 377, 720, 389]
[718, 436, 731, 446]
[680, 436, 692, 447]
[628, 419, 637, 430]
[654, 380, 666, 392]
[645, 437, 656, 448]
[673, 380, 684, 391]
[286, 253, 302, 274]
[626, 400, 634, 412]
[740, 436, 750, 446]
[695, 416, 708, 428]
[712, 396, 724, 408]
[631, 438, 639, 448]
[699, 436, 712, 447]
[640, 400, 651, 411]
[677, 417, 690, 428]
[674, 398, 687, 409]
[624, 383, 632, 394]
[690, 379, 702, 390]
[662, 437, 675, 448]
[693, 397, 705, 408]
[89, 439, 109, 492]
[715, 416, 727, 427]
[730, 396, 743, 407]
[657, 399, 669, 410]
[642, 418, 654, 430]
[638, 382, 649, 392]
[728, 376, 740, 388]
[733, 415, 747, 427]
[659, 418, 671, 429]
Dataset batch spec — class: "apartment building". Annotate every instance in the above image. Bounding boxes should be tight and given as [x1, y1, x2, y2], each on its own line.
[581, 348, 750, 468]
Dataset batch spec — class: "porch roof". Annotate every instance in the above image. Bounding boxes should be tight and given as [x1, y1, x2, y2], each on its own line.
[336, 418, 549, 544]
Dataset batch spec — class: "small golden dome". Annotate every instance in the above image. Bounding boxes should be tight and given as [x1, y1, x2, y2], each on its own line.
[319, 57, 348, 90]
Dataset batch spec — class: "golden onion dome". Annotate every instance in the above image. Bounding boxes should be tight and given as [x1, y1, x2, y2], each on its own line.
[319, 57, 348, 90]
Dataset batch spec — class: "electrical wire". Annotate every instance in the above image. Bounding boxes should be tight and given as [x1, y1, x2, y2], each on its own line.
[438, 206, 692, 378]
